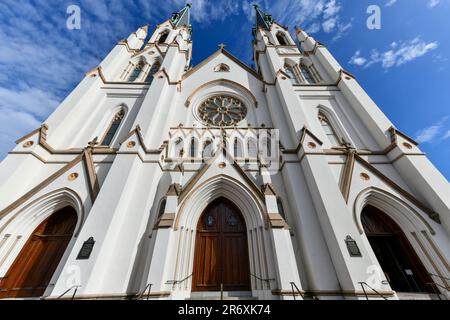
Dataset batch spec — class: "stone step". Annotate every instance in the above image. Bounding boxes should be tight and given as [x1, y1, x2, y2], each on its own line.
[396, 292, 446, 300]
[188, 291, 257, 300]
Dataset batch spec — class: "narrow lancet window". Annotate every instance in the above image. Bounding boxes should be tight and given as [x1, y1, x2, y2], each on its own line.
[285, 65, 300, 85]
[318, 111, 342, 147]
[158, 31, 169, 44]
[300, 64, 316, 84]
[145, 61, 161, 83]
[276, 33, 288, 46]
[190, 138, 196, 158]
[128, 61, 144, 82]
[101, 109, 125, 146]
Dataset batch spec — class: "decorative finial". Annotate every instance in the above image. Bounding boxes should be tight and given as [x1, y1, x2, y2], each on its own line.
[88, 137, 99, 149]
[186, 3, 192, 8]
[218, 43, 226, 50]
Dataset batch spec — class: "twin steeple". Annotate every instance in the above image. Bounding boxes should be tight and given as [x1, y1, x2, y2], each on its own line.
[160, 4, 277, 40]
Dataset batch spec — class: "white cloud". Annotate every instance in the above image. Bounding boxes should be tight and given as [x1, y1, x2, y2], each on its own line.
[0, 86, 60, 119]
[332, 20, 352, 41]
[416, 117, 449, 143]
[323, 0, 341, 18]
[385, 0, 397, 7]
[191, 0, 240, 23]
[349, 50, 367, 66]
[242, 0, 350, 38]
[444, 130, 450, 140]
[322, 18, 337, 33]
[0, 108, 41, 158]
[349, 38, 439, 69]
[428, 0, 441, 8]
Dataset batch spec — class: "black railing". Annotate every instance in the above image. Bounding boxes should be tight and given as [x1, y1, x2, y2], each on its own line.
[57, 285, 81, 300]
[136, 283, 153, 300]
[427, 273, 450, 300]
[250, 273, 275, 289]
[290, 282, 305, 300]
[428, 273, 450, 282]
[358, 282, 388, 300]
[166, 273, 194, 286]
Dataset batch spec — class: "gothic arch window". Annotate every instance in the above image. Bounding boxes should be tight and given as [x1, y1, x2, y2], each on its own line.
[318, 111, 342, 147]
[172, 137, 184, 158]
[276, 32, 289, 46]
[265, 136, 272, 158]
[101, 109, 125, 146]
[128, 60, 145, 82]
[284, 64, 300, 85]
[233, 138, 243, 158]
[300, 64, 316, 84]
[202, 139, 214, 159]
[190, 137, 197, 158]
[145, 61, 161, 83]
[158, 31, 169, 44]
[247, 138, 257, 159]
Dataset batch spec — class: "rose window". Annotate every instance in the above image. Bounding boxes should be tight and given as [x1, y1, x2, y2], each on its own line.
[198, 95, 247, 126]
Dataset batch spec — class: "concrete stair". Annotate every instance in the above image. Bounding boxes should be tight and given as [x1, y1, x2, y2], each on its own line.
[187, 291, 257, 300]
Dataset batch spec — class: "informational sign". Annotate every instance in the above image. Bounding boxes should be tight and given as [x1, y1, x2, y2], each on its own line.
[345, 236, 362, 257]
[77, 237, 95, 260]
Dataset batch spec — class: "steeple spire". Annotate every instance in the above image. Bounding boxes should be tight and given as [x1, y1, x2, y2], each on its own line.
[171, 3, 191, 28]
[252, 4, 274, 38]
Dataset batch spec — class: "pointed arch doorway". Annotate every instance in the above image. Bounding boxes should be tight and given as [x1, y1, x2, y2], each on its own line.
[192, 198, 251, 292]
[362, 205, 434, 293]
[0, 206, 77, 298]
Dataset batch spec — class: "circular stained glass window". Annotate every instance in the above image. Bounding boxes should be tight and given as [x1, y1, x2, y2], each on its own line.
[198, 95, 247, 126]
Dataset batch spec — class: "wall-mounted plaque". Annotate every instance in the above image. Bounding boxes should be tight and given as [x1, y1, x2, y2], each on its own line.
[345, 236, 362, 257]
[77, 237, 95, 260]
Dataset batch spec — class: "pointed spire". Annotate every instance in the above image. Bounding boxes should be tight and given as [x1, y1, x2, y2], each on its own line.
[252, 4, 273, 38]
[170, 3, 193, 39]
[171, 3, 191, 28]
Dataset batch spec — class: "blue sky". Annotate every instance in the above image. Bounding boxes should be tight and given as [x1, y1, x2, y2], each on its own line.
[0, 0, 449, 179]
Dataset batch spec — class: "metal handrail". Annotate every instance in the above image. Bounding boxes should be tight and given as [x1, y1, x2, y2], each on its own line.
[136, 283, 153, 300]
[290, 282, 305, 300]
[358, 282, 388, 300]
[429, 273, 450, 282]
[426, 282, 448, 301]
[250, 273, 275, 289]
[166, 273, 194, 285]
[427, 282, 449, 292]
[57, 285, 81, 300]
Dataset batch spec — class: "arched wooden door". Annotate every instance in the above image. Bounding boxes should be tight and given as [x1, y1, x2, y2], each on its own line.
[362, 205, 434, 293]
[0, 206, 77, 298]
[192, 198, 250, 292]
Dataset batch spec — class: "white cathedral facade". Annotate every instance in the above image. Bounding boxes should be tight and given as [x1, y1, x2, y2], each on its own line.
[0, 5, 449, 300]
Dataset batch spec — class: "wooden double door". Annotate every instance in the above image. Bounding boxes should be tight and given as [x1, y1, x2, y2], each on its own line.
[192, 198, 250, 292]
[362, 205, 434, 293]
[0, 207, 77, 299]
